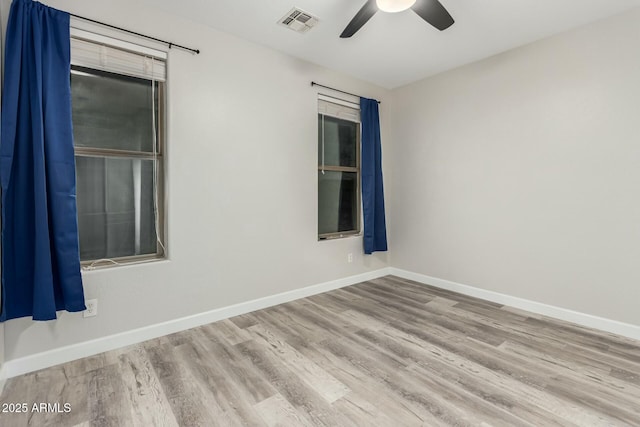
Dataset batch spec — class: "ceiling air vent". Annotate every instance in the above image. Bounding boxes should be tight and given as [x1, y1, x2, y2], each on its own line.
[278, 8, 319, 33]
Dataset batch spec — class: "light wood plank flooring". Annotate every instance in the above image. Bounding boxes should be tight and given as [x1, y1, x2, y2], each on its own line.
[1, 276, 639, 426]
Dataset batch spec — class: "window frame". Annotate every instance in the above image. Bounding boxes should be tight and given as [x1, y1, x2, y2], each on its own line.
[70, 33, 168, 267]
[317, 99, 362, 240]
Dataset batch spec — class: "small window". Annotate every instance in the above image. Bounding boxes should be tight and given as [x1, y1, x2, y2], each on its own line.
[70, 35, 166, 265]
[318, 98, 361, 239]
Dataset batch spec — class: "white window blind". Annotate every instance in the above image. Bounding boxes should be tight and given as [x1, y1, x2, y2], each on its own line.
[318, 96, 360, 122]
[71, 37, 166, 82]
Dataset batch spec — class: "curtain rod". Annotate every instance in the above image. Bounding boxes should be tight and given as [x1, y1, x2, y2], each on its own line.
[69, 13, 200, 55]
[311, 82, 381, 104]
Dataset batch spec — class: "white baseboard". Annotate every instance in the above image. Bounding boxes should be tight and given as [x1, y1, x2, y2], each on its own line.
[4, 268, 392, 379]
[389, 268, 640, 341]
[7, 266, 637, 379]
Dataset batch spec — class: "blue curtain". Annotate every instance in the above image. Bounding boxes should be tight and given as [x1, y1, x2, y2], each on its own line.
[360, 98, 388, 254]
[0, 0, 85, 321]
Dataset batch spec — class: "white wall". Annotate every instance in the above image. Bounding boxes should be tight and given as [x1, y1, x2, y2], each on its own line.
[2, 0, 390, 361]
[389, 9, 640, 326]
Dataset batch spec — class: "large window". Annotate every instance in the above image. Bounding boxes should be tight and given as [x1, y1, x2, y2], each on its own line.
[318, 98, 361, 239]
[70, 33, 166, 264]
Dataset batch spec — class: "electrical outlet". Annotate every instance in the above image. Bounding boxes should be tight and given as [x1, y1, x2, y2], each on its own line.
[347, 253, 353, 263]
[84, 299, 98, 318]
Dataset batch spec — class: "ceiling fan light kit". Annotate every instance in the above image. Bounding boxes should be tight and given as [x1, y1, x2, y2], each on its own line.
[376, 0, 416, 13]
[341, 0, 455, 38]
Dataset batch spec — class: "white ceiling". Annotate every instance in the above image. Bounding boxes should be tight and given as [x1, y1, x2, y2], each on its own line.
[145, 0, 640, 89]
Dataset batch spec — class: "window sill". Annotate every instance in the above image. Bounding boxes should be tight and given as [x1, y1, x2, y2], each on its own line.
[81, 255, 167, 272]
[318, 232, 361, 241]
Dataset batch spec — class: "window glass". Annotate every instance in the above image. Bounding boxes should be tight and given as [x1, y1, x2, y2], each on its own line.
[71, 58, 164, 263]
[72, 66, 156, 152]
[317, 99, 360, 239]
[318, 171, 358, 235]
[76, 156, 158, 260]
[317, 115, 358, 168]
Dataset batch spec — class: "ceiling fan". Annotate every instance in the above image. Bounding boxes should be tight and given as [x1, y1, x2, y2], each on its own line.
[340, 0, 454, 38]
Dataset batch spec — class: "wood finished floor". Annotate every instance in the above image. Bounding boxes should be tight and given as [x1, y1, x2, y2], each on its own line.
[1, 275, 639, 426]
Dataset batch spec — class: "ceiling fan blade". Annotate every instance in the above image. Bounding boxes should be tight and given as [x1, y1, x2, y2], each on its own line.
[411, 0, 454, 31]
[340, 0, 378, 38]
